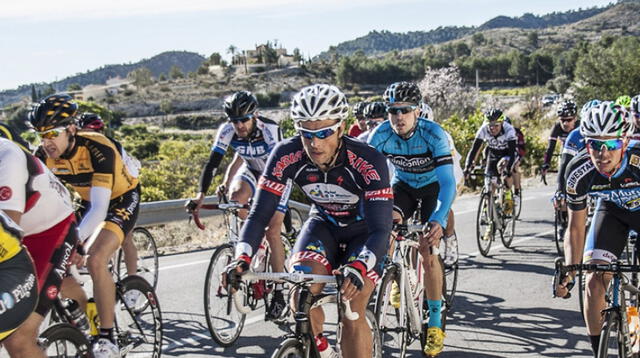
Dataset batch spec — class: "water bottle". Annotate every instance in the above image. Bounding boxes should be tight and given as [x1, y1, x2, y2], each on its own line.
[628, 306, 640, 353]
[66, 299, 90, 332]
[86, 298, 100, 336]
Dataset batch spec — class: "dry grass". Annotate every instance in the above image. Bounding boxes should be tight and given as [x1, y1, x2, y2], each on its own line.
[145, 215, 230, 255]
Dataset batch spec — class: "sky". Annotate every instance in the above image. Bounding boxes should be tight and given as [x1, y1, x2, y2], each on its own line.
[0, 0, 616, 91]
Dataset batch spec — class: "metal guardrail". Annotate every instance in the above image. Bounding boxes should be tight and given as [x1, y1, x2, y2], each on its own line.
[137, 196, 311, 227]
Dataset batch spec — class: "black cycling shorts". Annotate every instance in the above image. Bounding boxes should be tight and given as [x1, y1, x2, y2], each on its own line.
[0, 249, 38, 341]
[584, 200, 640, 263]
[78, 185, 141, 243]
[289, 216, 384, 282]
[392, 180, 439, 224]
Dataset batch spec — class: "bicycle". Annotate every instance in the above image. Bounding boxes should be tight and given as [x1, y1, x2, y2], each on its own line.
[554, 258, 640, 358]
[116, 226, 159, 290]
[471, 170, 517, 257]
[188, 198, 293, 347]
[230, 271, 380, 358]
[374, 223, 454, 357]
[38, 296, 92, 358]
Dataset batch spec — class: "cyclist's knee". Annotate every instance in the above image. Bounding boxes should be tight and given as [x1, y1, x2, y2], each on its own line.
[421, 254, 441, 272]
[3, 313, 41, 351]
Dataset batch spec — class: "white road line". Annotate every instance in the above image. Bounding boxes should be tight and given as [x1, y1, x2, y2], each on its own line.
[159, 259, 211, 271]
[462, 228, 555, 258]
[454, 191, 551, 216]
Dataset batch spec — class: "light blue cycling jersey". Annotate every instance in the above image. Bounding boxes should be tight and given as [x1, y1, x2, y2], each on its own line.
[367, 118, 456, 226]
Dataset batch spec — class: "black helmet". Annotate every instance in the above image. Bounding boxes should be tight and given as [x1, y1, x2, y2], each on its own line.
[352, 102, 367, 119]
[364, 102, 386, 120]
[223, 91, 258, 119]
[29, 94, 78, 130]
[484, 108, 505, 122]
[557, 100, 578, 117]
[78, 113, 105, 131]
[383, 82, 422, 105]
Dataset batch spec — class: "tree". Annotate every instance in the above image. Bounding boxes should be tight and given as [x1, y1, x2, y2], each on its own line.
[42, 84, 56, 97]
[209, 52, 222, 66]
[31, 85, 37, 102]
[472, 33, 485, 46]
[528, 31, 539, 48]
[293, 48, 303, 64]
[418, 66, 478, 121]
[226, 45, 237, 64]
[128, 67, 153, 87]
[169, 65, 184, 79]
[159, 99, 173, 129]
[67, 83, 82, 91]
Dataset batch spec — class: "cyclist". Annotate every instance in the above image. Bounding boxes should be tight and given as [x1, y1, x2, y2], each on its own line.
[420, 102, 461, 267]
[0, 122, 31, 152]
[540, 100, 580, 177]
[0, 137, 78, 358]
[31, 94, 140, 358]
[616, 94, 632, 110]
[464, 108, 518, 216]
[76, 113, 142, 281]
[347, 101, 367, 137]
[356, 101, 386, 142]
[503, 117, 525, 198]
[226, 84, 393, 358]
[368, 82, 456, 357]
[190, 91, 291, 319]
[0, 212, 38, 344]
[631, 95, 640, 139]
[555, 102, 637, 356]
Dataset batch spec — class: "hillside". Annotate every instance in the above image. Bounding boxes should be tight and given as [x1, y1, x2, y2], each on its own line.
[0, 51, 205, 107]
[317, 2, 616, 58]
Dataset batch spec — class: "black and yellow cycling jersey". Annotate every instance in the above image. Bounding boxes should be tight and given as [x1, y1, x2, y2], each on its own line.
[0, 213, 23, 264]
[39, 132, 138, 201]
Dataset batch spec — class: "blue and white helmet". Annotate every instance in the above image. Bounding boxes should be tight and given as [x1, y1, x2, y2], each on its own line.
[580, 101, 633, 138]
[580, 99, 601, 121]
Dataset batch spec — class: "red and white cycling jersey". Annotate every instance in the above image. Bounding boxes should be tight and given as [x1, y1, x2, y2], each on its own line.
[0, 138, 73, 236]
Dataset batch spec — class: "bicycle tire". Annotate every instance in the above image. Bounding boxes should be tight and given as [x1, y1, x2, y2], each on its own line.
[554, 209, 566, 257]
[476, 191, 493, 257]
[578, 270, 586, 315]
[117, 227, 159, 290]
[597, 310, 626, 358]
[501, 208, 516, 249]
[288, 207, 304, 234]
[204, 244, 246, 347]
[116, 275, 163, 358]
[373, 264, 409, 357]
[271, 337, 305, 358]
[336, 308, 381, 358]
[443, 260, 458, 310]
[514, 189, 523, 220]
[39, 323, 91, 358]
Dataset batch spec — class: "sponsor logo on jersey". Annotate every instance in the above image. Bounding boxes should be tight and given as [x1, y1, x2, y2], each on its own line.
[591, 184, 611, 190]
[0, 273, 36, 314]
[303, 183, 358, 204]
[630, 154, 640, 168]
[234, 142, 268, 157]
[566, 160, 593, 195]
[46, 285, 58, 300]
[258, 177, 286, 196]
[290, 251, 331, 272]
[54, 241, 74, 279]
[627, 197, 640, 210]
[364, 187, 393, 201]
[621, 181, 640, 188]
[272, 150, 303, 180]
[388, 155, 432, 173]
[306, 174, 319, 183]
[356, 248, 377, 272]
[346, 150, 380, 185]
[0, 186, 12, 201]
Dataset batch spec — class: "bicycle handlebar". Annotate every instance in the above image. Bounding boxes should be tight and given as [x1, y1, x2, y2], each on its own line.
[553, 257, 640, 298]
[185, 199, 250, 230]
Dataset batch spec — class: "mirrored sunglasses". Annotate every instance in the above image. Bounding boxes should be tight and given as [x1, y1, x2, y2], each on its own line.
[586, 138, 624, 152]
[386, 105, 417, 115]
[296, 121, 341, 140]
[37, 127, 67, 140]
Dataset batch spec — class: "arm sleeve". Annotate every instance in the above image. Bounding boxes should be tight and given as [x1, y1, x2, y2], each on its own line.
[429, 164, 456, 228]
[543, 138, 557, 166]
[198, 150, 225, 193]
[0, 145, 28, 213]
[557, 153, 574, 195]
[357, 155, 394, 273]
[507, 140, 517, 170]
[464, 138, 484, 169]
[77, 186, 111, 241]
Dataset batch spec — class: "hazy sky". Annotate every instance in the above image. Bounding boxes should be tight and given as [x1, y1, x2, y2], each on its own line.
[0, 0, 615, 90]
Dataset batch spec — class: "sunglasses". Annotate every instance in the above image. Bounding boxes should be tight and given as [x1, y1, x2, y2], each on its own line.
[488, 122, 502, 128]
[560, 117, 575, 123]
[296, 121, 342, 140]
[228, 115, 253, 124]
[37, 127, 67, 140]
[634, 113, 640, 119]
[586, 138, 625, 152]
[386, 105, 417, 115]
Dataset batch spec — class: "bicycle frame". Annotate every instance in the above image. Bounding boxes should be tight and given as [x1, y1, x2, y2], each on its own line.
[394, 229, 425, 338]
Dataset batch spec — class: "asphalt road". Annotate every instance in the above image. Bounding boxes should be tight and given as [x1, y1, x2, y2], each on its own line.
[155, 180, 594, 358]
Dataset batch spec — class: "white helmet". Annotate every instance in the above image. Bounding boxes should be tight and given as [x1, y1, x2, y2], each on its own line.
[631, 94, 640, 114]
[580, 99, 601, 121]
[580, 101, 633, 138]
[290, 84, 349, 123]
[419, 102, 434, 121]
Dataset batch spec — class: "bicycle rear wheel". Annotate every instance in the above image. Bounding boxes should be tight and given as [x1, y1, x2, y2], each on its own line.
[271, 337, 304, 358]
[115, 275, 163, 358]
[514, 189, 522, 220]
[554, 209, 566, 257]
[501, 208, 516, 249]
[39, 323, 91, 358]
[373, 264, 409, 357]
[117, 227, 159, 290]
[476, 191, 493, 257]
[204, 244, 246, 347]
[597, 310, 627, 358]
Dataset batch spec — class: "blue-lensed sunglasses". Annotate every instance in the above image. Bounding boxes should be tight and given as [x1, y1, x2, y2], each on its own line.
[586, 138, 625, 152]
[296, 121, 341, 139]
[386, 105, 417, 115]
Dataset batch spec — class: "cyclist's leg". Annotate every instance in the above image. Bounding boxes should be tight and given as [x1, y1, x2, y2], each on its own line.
[2, 313, 46, 358]
[418, 183, 444, 328]
[583, 202, 629, 349]
[61, 276, 88, 311]
[228, 164, 256, 220]
[121, 230, 138, 276]
[512, 158, 522, 194]
[288, 217, 339, 340]
[266, 180, 293, 274]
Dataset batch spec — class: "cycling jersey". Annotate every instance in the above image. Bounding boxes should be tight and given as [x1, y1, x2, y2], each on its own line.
[238, 135, 393, 277]
[0, 139, 74, 236]
[0, 123, 30, 152]
[425, 119, 463, 185]
[543, 121, 581, 166]
[368, 118, 456, 227]
[565, 147, 640, 211]
[37, 132, 139, 201]
[0, 211, 23, 264]
[557, 129, 585, 196]
[199, 116, 281, 193]
[465, 121, 518, 174]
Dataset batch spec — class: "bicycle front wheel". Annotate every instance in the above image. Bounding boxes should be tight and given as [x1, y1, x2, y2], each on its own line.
[598, 310, 627, 358]
[514, 189, 522, 220]
[116, 275, 163, 358]
[271, 337, 305, 358]
[373, 264, 408, 357]
[39, 323, 91, 358]
[501, 208, 516, 249]
[204, 244, 246, 347]
[117, 227, 159, 290]
[476, 191, 493, 257]
[554, 209, 566, 257]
